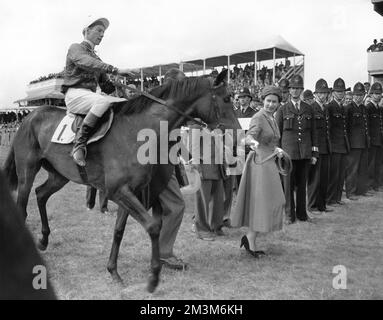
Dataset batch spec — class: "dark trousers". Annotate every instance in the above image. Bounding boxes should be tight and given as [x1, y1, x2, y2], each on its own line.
[86, 186, 108, 212]
[368, 146, 383, 190]
[154, 172, 185, 258]
[327, 153, 347, 204]
[345, 148, 369, 196]
[308, 154, 330, 211]
[283, 159, 309, 222]
[223, 176, 235, 222]
[195, 179, 225, 232]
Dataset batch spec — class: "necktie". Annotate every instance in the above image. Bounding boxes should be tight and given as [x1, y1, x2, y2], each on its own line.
[242, 108, 246, 114]
[295, 102, 299, 112]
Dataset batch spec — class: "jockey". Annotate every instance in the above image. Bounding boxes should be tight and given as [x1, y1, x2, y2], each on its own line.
[62, 17, 135, 166]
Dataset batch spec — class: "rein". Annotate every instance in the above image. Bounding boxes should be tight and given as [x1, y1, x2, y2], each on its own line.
[251, 149, 292, 176]
[111, 80, 223, 129]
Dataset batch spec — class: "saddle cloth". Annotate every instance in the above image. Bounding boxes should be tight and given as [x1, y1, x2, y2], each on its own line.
[51, 111, 114, 144]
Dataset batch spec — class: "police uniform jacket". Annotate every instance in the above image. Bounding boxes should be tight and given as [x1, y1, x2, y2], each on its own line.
[275, 100, 319, 160]
[365, 101, 383, 146]
[345, 102, 370, 149]
[312, 101, 332, 154]
[327, 99, 350, 153]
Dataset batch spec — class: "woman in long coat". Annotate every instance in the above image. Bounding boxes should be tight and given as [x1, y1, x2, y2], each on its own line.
[231, 86, 287, 257]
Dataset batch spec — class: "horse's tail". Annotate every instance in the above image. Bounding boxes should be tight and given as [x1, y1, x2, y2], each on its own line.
[3, 145, 18, 191]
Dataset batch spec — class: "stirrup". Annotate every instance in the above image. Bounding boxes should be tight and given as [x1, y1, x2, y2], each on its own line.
[71, 145, 87, 167]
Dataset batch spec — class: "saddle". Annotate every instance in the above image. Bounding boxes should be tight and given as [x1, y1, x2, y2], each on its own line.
[51, 110, 114, 145]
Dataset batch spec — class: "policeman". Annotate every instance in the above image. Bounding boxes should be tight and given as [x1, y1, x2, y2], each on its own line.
[234, 87, 257, 118]
[326, 78, 349, 206]
[344, 82, 370, 199]
[307, 79, 333, 214]
[278, 78, 290, 106]
[365, 82, 383, 191]
[366, 82, 383, 191]
[275, 75, 319, 223]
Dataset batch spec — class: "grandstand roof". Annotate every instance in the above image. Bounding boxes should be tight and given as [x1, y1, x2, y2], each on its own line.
[372, 0, 383, 15]
[183, 35, 304, 68]
[139, 35, 303, 76]
[14, 89, 64, 103]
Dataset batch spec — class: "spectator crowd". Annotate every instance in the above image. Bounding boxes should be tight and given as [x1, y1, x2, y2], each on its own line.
[29, 71, 65, 85]
[0, 110, 31, 146]
[367, 38, 383, 52]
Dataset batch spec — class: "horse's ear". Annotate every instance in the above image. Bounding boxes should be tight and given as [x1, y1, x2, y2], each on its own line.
[214, 69, 228, 86]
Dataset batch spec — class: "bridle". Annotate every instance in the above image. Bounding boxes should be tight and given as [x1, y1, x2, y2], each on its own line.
[112, 79, 225, 129]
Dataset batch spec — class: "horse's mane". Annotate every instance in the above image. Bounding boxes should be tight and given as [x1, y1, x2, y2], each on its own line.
[113, 77, 211, 116]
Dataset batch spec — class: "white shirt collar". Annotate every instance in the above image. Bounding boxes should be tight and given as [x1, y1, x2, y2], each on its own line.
[291, 99, 301, 108]
[84, 39, 95, 50]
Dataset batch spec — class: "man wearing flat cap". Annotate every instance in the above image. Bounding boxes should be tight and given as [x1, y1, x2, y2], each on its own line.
[365, 82, 383, 191]
[307, 79, 333, 214]
[62, 17, 136, 167]
[235, 87, 257, 118]
[344, 82, 370, 200]
[275, 75, 319, 224]
[326, 78, 350, 206]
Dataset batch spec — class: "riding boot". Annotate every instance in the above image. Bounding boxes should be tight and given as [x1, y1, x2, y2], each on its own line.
[71, 112, 100, 167]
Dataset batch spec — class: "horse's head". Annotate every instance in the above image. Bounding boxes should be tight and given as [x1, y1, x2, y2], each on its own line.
[192, 70, 241, 131]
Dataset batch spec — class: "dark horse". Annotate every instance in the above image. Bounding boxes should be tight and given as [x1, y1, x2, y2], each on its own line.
[3, 70, 241, 293]
[0, 169, 56, 299]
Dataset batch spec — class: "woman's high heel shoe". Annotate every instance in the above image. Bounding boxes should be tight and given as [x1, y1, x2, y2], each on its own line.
[240, 235, 259, 258]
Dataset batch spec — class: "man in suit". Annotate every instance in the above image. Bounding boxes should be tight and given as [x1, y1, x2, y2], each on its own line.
[190, 123, 227, 240]
[365, 82, 383, 191]
[155, 68, 188, 270]
[234, 87, 257, 118]
[344, 82, 370, 199]
[308, 79, 333, 214]
[275, 75, 319, 223]
[327, 78, 350, 206]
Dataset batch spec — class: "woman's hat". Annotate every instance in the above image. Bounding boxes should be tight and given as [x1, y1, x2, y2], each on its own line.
[261, 85, 282, 101]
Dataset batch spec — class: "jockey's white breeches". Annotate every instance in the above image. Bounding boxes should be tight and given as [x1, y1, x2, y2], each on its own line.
[65, 88, 126, 117]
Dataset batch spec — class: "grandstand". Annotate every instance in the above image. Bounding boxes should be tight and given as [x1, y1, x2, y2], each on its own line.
[135, 35, 304, 97]
[13, 35, 303, 107]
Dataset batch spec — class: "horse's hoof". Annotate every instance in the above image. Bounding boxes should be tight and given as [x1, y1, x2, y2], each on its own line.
[37, 240, 47, 251]
[110, 271, 123, 285]
[147, 276, 159, 293]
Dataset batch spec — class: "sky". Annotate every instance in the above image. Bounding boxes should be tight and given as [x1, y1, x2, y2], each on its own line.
[0, 0, 382, 109]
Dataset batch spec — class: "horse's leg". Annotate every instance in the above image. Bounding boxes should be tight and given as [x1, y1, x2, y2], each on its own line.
[35, 171, 69, 251]
[107, 205, 129, 283]
[16, 156, 42, 220]
[111, 184, 162, 293]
